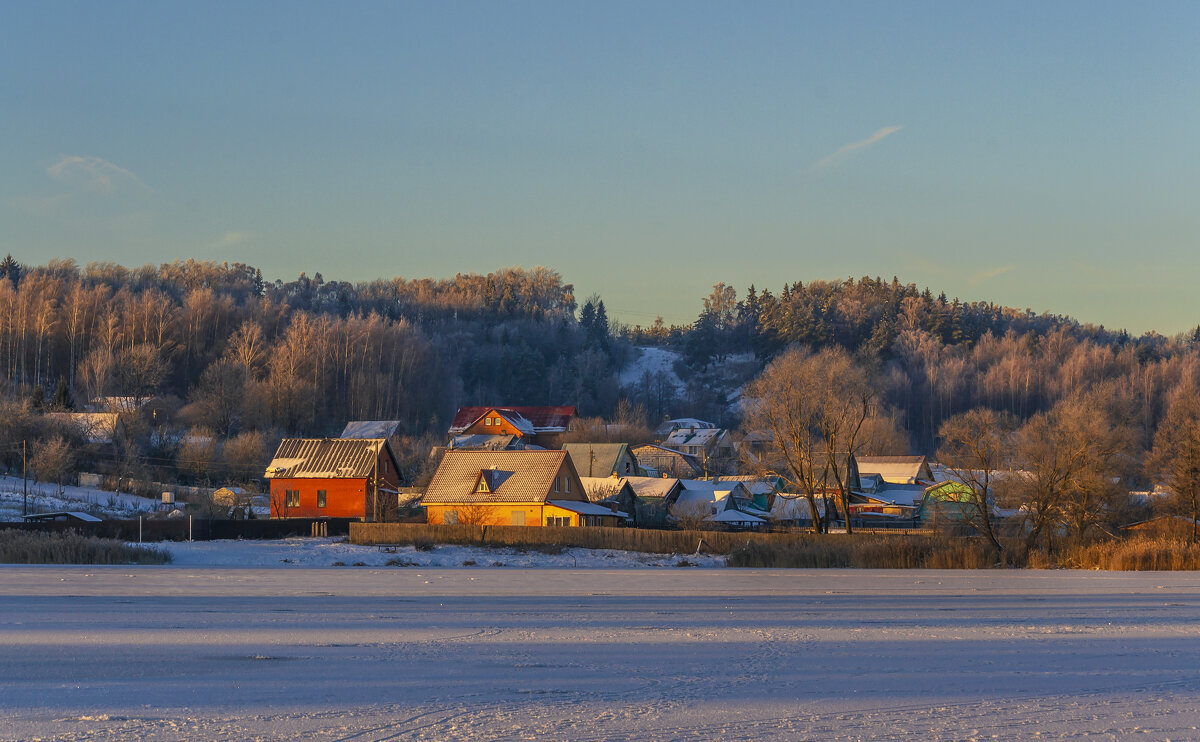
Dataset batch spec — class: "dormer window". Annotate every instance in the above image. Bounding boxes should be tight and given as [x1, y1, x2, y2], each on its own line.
[476, 477, 489, 493]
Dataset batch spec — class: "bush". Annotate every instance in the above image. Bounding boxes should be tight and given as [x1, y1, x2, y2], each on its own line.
[0, 529, 171, 565]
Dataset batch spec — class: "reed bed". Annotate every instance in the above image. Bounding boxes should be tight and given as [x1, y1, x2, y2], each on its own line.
[726, 534, 1000, 569]
[0, 529, 172, 565]
[1056, 537, 1200, 571]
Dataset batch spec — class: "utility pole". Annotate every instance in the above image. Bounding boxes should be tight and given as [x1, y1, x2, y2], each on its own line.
[22, 440, 28, 516]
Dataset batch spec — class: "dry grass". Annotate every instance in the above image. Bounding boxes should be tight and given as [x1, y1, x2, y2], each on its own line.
[1055, 537, 1200, 571]
[726, 535, 1000, 569]
[0, 529, 171, 565]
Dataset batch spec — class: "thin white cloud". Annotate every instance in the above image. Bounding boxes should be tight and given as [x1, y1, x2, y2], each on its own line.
[968, 264, 1016, 286]
[46, 154, 148, 193]
[811, 126, 903, 171]
[213, 231, 252, 249]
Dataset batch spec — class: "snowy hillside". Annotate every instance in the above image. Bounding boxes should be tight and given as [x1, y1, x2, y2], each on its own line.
[618, 346, 685, 394]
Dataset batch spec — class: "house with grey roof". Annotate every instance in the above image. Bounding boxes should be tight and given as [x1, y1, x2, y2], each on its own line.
[562, 443, 641, 478]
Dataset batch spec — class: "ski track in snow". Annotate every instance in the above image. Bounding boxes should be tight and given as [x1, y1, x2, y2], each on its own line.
[4, 568, 1200, 740]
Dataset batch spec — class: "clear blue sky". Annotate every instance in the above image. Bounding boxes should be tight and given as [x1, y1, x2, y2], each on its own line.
[3, 1, 1198, 333]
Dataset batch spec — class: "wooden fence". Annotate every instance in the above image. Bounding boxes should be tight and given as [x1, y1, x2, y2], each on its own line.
[350, 522, 933, 555]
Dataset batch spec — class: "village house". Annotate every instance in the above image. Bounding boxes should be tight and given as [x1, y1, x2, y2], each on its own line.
[618, 475, 685, 527]
[562, 442, 641, 478]
[630, 443, 705, 478]
[660, 426, 736, 463]
[44, 411, 124, 446]
[856, 455, 935, 485]
[447, 406, 577, 449]
[265, 437, 401, 520]
[422, 449, 622, 527]
[580, 476, 639, 526]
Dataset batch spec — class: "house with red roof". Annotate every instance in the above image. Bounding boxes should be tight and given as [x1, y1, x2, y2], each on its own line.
[446, 406, 577, 449]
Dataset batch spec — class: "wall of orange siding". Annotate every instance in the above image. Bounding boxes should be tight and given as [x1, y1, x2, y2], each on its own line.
[425, 503, 586, 526]
[270, 478, 368, 518]
[268, 448, 401, 519]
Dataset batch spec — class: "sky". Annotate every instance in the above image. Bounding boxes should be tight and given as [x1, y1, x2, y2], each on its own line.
[2, 1, 1198, 334]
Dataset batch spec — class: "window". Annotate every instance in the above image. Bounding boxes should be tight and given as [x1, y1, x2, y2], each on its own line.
[510, 510, 526, 526]
[317, 490, 326, 508]
[564, 477, 570, 493]
[476, 476, 489, 493]
[485, 417, 492, 426]
[625, 462, 631, 473]
[553, 477, 559, 493]
[547, 516, 570, 527]
[285, 490, 300, 508]
[444, 510, 458, 525]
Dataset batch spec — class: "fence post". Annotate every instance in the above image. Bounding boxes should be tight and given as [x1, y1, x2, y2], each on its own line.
[189, 515, 193, 542]
[138, 516, 142, 544]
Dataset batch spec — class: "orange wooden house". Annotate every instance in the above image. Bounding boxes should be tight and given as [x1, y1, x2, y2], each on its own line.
[447, 406, 577, 449]
[422, 449, 624, 527]
[265, 438, 401, 519]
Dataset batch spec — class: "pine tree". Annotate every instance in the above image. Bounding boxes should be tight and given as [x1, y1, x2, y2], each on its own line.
[0, 254, 20, 289]
[51, 377, 74, 411]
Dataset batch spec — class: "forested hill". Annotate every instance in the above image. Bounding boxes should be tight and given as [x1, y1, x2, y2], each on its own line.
[0, 257, 1196, 472]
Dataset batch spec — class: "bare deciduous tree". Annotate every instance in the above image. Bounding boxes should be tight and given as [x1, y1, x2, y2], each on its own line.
[1148, 384, 1200, 542]
[937, 408, 1015, 553]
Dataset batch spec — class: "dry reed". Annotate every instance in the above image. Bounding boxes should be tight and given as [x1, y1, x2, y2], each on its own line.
[0, 529, 171, 565]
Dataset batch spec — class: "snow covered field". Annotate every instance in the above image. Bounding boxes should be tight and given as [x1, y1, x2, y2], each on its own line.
[0, 474, 157, 521]
[4, 568, 1200, 740]
[164, 537, 726, 569]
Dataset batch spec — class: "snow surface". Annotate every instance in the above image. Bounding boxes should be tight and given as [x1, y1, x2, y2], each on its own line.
[162, 537, 724, 569]
[4, 567, 1200, 740]
[0, 474, 158, 522]
[619, 346, 686, 394]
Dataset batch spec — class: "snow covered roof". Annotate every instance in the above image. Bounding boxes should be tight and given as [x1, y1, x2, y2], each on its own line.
[621, 476, 683, 501]
[712, 475, 782, 496]
[44, 412, 120, 444]
[662, 427, 725, 448]
[770, 494, 824, 520]
[546, 499, 627, 518]
[707, 508, 765, 524]
[265, 438, 393, 479]
[655, 417, 715, 435]
[450, 434, 520, 450]
[22, 511, 103, 523]
[856, 456, 934, 484]
[340, 421, 403, 439]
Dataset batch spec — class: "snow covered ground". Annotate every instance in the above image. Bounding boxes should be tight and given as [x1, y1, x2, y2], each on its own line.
[163, 537, 725, 569]
[4, 567, 1200, 740]
[619, 346, 685, 394]
[0, 474, 158, 521]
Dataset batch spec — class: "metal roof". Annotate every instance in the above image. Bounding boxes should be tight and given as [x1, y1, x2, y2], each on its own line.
[422, 450, 582, 504]
[562, 443, 634, 477]
[340, 421, 403, 439]
[265, 438, 390, 479]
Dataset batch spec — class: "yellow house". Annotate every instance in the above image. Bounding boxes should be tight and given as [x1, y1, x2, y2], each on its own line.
[422, 449, 623, 527]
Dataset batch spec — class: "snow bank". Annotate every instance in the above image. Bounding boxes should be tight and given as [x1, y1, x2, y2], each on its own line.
[163, 537, 725, 569]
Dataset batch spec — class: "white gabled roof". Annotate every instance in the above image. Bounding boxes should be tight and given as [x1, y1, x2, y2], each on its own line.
[547, 500, 627, 518]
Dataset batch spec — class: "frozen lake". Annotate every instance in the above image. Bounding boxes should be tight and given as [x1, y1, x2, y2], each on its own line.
[3, 567, 1200, 740]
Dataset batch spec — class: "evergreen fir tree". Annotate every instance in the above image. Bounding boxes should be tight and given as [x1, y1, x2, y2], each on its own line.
[51, 377, 74, 411]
